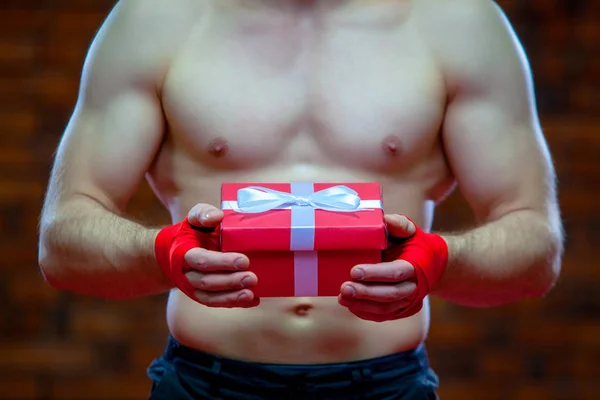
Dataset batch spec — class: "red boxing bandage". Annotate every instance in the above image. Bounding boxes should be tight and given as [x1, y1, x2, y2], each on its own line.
[385, 218, 449, 319]
[154, 219, 220, 300]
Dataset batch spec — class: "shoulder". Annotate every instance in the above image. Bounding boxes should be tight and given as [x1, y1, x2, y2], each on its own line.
[413, 0, 529, 92]
[414, 0, 510, 37]
[83, 0, 208, 83]
[105, 0, 208, 32]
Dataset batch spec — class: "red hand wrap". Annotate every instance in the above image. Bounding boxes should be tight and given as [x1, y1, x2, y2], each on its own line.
[154, 219, 219, 300]
[385, 217, 449, 319]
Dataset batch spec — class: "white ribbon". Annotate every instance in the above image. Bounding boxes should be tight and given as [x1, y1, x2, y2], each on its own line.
[222, 185, 381, 213]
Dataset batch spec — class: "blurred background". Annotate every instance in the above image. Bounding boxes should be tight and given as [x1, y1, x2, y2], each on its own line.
[0, 0, 598, 399]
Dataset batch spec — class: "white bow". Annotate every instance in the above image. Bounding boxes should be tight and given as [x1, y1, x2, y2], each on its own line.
[235, 185, 364, 213]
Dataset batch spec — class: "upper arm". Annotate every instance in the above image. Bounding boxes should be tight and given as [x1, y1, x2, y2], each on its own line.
[425, 1, 560, 224]
[42, 1, 167, 219]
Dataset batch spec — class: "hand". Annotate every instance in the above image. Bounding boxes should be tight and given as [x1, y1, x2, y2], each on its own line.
[338, 215, 419, 322]
[184, 204, 259, 308]
[155, 203, 259, 308]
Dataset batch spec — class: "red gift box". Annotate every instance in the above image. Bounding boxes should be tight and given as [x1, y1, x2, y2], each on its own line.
[220, 182, 387, 297]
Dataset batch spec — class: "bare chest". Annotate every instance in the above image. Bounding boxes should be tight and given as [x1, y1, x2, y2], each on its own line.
[161, 6, 446, 172]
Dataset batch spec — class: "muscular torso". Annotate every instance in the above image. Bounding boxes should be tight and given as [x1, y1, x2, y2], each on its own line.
[147, 0, 455, 364]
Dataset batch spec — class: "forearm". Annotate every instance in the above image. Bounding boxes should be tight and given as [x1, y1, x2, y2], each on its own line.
[38, 195, 172, 299]
[432, 210, 563, 307]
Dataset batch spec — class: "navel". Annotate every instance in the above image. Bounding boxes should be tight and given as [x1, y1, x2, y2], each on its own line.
[381, 135, 403, 157]
[207, 138, 230, 158]
[293, 304, 313, 317]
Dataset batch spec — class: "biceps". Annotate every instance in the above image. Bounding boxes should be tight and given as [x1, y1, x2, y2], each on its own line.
[442, 96, 555, 222]
[48, 91, 164, 214]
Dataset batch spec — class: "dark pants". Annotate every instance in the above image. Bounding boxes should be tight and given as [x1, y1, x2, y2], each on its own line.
[147, 336, 439, 400]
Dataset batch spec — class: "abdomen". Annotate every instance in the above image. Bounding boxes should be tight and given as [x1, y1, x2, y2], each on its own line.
[166, 290, 429, 364]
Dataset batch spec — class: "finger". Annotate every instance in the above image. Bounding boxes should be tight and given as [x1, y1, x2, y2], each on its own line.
[186, 271, 258, 292]
[350, 260, 415, 282]
[185, 248, 250, 271]
[195, 288, 259, 308]
[384, 214, 416, 239]
[345, 307, 398, 323]
[188, 203, 224, 228]
[338, 294, 408, 314]
[340, 281, 417, 302]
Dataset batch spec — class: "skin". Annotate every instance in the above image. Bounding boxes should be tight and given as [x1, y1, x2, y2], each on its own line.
[38, 0, 563, 364]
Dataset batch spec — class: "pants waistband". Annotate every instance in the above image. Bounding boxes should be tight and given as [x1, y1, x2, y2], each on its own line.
[162, 335, 429, 384]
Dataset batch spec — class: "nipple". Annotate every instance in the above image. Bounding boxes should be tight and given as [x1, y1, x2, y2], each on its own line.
[207, 138, 230, 158]
[382, 135, 403, 157]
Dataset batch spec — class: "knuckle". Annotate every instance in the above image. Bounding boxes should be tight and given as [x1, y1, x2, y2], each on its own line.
[397, 261, 414, 273]
[195, 257, 209, 268]
[391, 268, 405, 282]
[195, 251, 213, 267]
[387, 290, 403, 301]
[196, 276, 210, 290]
[185, 248, 206, 265]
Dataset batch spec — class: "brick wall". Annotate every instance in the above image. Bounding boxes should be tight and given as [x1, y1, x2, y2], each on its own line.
[0, 1, 598, 399]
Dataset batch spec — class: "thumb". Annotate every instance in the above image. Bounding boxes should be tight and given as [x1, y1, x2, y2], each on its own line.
[385, 214, 416, 239]
[188, 203, 224, 228]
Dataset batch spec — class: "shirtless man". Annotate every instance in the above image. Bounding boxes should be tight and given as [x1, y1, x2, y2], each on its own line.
[38, 0, 564, 399]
